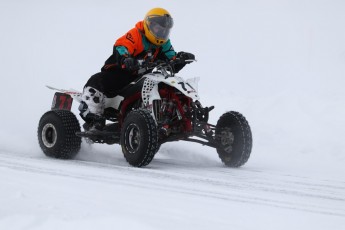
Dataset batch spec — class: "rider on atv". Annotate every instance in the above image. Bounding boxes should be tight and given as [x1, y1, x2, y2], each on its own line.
[79, 7, 195, 133]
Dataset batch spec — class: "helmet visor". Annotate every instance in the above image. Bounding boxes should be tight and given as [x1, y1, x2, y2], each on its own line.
[147, 15, 174, 40]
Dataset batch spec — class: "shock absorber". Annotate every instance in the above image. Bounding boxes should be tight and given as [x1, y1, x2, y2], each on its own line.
[164, 100, 175, 124]
[192, 100, 214, 136]
[160, 99, 175, 136]
[160, 98, 168, 119]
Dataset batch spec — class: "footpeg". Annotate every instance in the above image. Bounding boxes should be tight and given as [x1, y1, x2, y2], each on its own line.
[159, 125, 171, 136]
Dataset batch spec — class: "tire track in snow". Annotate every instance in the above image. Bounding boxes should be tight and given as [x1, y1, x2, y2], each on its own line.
[1, 152, 345, 217]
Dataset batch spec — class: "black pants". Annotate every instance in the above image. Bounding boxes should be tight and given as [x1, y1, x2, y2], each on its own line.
[84, 68, 138, 97]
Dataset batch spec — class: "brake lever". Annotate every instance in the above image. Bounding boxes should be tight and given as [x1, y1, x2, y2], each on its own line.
[185, 59, 197, 64]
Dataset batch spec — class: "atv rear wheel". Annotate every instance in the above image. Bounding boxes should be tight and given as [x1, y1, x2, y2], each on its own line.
[38, 110, 81, 159]
[215, 111, 252, 167]
[121, 109, 159, 167]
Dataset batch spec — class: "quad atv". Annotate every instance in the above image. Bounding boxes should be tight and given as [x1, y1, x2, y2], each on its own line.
[38, 59, 252, 167]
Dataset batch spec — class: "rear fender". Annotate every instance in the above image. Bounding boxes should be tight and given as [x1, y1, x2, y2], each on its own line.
[46, 85, 82, 102]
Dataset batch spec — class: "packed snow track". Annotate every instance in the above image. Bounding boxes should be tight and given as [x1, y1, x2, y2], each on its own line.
[0, 149, 344, 230]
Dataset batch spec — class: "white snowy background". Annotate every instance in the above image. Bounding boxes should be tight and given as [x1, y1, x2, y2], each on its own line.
[0, 0, 345, 229]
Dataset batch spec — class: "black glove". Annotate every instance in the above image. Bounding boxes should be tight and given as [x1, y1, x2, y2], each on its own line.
[177, 52, 195, 61]
[122, 57, 139, 71]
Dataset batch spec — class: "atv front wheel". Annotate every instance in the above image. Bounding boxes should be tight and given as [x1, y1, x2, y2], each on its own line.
[121, 109, 159, 167]
[38, 110, 81, 159]
[215, 111, 252, 167]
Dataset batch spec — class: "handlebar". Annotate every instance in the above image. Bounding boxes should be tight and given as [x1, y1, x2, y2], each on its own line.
[137, 58, 196, 76]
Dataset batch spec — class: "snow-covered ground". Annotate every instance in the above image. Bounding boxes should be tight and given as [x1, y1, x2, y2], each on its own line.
[1, 0, 345, 229]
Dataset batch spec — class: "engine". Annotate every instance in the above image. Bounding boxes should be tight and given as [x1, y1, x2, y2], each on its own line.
[154, 86, 213, 138]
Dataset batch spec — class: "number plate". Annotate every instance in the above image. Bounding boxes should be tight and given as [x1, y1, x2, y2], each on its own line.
[51, 92, 73, 111]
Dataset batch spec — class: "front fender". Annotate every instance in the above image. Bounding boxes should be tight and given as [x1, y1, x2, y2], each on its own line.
[142, 73, 200, 108]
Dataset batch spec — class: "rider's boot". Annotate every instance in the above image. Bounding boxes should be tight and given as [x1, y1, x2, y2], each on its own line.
[79, 86, 105, 134]
[82, 114, 105, 133]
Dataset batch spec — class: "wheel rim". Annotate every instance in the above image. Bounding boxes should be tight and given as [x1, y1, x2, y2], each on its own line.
[125, 124, 141, 153]
[219, 128, 235, 153]
[41, 123, 57, 148]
